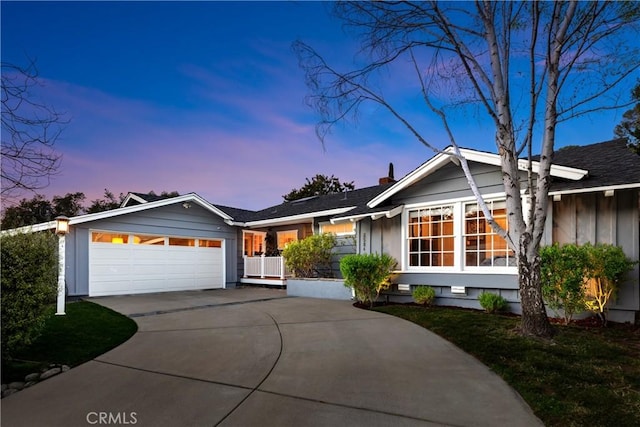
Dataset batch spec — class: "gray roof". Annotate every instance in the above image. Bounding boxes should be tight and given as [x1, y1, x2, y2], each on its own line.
[215, 184, 394, 223]
[548, 139, 640, 191]
[213, 139, 640, 224]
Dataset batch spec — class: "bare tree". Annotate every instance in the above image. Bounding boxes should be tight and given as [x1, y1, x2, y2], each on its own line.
[294, 1, 640, 337]
[1, 60, 66, 201]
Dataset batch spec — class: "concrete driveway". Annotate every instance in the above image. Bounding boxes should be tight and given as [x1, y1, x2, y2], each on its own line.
[1, 288, 542, 426]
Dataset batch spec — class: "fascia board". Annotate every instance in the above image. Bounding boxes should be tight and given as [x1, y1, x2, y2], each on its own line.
[1, 194, 235, 235]
[332, 205, 405, 223]
[461, 149, 588, 180]
[70, 194, 233, 226]
[368, 147, 588, 208]
[549, 182, 640, 196]
[0, 221, 57, 235]
[244, 207, 355, 228]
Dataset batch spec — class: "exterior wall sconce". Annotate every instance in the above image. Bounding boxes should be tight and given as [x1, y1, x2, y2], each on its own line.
[55, 215, 70, 235]
[55, 216, 70, 315]
[182, 202, 191, 209]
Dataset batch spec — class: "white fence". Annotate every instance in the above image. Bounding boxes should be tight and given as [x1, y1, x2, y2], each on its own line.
[243, 255, 291, 279]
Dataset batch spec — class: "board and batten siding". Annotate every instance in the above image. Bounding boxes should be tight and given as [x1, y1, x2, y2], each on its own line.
[552, 190, 639, 321]
[64, 203, 237, 296]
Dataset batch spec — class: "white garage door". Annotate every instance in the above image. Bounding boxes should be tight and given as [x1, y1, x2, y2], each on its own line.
[89, 231, 224, 296]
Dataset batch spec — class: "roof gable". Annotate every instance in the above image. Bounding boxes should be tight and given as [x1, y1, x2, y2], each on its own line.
[368, 145, 590, 208]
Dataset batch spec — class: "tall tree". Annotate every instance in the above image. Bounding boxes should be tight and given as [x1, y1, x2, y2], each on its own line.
[1, 192, 86, 229]
[614, 82, 640, 153]
[1, 60, 66, 201]
[1, 195, 54, 229]
[294, 1, 640, 337]
[283, 174, 355, 201]
[85, 189, 125, 213]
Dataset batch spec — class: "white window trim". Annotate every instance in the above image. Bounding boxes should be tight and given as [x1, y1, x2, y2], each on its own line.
[402, 197, 518, 275]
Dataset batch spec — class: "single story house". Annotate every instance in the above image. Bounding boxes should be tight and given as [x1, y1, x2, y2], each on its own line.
[9, 139, 640, 322]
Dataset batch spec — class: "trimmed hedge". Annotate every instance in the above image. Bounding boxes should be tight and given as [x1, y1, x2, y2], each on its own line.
[1, 231, 58, 358]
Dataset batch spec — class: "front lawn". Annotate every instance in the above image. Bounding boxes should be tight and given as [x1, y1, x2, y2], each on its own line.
[375, 305, 640, 427]
[2, 301, 137, 383]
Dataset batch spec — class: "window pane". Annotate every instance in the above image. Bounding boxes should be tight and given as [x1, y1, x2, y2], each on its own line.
[464, 201, 513, 267]
[168, 237, 195, 247]
[92, 232, 129, 244]
[321, 222, 354, 235]
[277, 230, 298, 249]
[133, 235, 165, 245]
[199, 239, 222, 248]
[407, 205, 454, 267]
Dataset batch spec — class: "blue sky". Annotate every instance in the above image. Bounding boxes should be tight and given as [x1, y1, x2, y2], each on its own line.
[1, 1, 634, 210]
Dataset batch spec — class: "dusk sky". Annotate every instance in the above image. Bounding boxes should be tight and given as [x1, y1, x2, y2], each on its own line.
[2, 2, 635, 210]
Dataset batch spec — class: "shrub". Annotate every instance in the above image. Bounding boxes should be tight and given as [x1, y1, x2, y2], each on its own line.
[540, 244, 588, 324]
[1, 231, 58, 359]
[340, 253, 396, 307]
[283, 233, 336, 278]
[412, 286, 436, 307]
[478, 292, 508, 314]
[582, 243, 636, 325]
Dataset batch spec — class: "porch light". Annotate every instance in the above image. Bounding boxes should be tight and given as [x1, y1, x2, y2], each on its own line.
[55, 216, 70, 235]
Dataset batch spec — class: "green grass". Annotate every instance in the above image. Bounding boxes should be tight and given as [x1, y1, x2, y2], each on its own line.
[2, 301, 137, 383]
[375, 305, 640, 427]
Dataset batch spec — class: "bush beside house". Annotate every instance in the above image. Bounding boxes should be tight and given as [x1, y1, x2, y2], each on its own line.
[541, 243, 636, 325]
[1, 232, 58, 359]
[283, 233, 336, 278]
[340, 253, 396, 307]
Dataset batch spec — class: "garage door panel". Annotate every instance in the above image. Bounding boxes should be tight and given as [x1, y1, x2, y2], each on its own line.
[90, 234, 224, 296]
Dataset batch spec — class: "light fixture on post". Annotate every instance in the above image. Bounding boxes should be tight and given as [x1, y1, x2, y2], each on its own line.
[55, 216, 70, 315]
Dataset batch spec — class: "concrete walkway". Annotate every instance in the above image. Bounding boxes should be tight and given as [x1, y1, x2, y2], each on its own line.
[1, 288, 543, 426]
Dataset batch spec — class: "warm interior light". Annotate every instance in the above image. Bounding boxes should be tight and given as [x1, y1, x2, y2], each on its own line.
[55, 216, 70, 235]
[111, 237, 124, 244]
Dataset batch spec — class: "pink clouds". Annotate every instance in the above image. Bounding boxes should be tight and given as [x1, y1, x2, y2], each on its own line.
[36, 76, 426, 211]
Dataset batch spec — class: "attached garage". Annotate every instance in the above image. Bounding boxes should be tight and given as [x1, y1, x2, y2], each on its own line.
[89, 231, 225, 296]
[17, 193, 241, 297]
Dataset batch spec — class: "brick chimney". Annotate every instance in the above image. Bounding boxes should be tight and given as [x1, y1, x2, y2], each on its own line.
[379, 162, 396, 185]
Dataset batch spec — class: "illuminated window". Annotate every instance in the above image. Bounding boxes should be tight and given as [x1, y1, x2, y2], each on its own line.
[132, 235, 165, 245]
[407, 206, 454, 267]
[92, 232, 129, 244]
[168, 237, 196, 247]
[464, 201, 514, 267]
[199, 239, 222, 248]
[320, 222, 355, 236]
[277, 230, 298, 249]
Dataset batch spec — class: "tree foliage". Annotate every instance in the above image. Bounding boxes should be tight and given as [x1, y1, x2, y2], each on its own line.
[294, 1, 640, 337]
[614, 82, 640, 153]
[283, 174, 354, 202]
[1, 60, 66, 201]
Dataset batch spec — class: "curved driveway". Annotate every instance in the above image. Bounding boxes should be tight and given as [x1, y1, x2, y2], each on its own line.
[1, 288, 542, 426]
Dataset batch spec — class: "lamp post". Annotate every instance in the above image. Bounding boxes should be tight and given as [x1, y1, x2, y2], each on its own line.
[55, 216, 70, 315]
